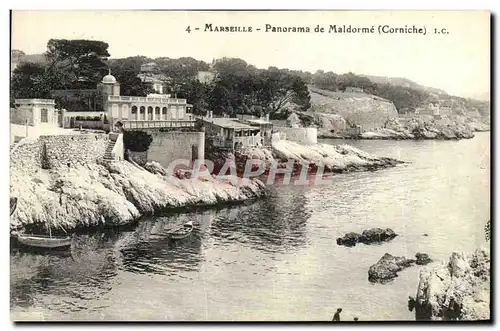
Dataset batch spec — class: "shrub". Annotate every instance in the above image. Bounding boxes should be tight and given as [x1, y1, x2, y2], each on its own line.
[123, 130, 153, 152]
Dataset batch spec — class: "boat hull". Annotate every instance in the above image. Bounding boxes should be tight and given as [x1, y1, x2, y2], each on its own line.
[167, 225, 193, 240]
[16, 235, 72, 249]
[168, 232, 192, 240]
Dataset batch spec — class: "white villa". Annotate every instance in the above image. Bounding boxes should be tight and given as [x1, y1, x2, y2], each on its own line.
[99, 71, 194, 130]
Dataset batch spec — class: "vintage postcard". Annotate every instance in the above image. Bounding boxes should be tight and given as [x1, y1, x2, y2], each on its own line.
[9, 10, 490, 322]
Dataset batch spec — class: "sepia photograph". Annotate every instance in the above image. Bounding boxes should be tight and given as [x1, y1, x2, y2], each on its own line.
[9, 9, 491, 322]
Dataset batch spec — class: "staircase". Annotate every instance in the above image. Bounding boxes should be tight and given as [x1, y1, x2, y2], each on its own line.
[102, 134, 118, 164]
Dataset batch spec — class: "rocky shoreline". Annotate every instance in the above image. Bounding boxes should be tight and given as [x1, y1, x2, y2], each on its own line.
[10, 159, 267, 234]
[206, 139, 404, 178]
[409, 248, 490, 321]
[297, 113, 489, 141]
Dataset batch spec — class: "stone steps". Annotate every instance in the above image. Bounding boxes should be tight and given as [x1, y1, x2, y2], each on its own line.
[102, 139, 117, 164]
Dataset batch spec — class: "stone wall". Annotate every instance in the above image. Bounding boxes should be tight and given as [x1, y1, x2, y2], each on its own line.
[146, 131, 205, 169]
[10, 107, 31, 126]
[39, 133, 109, 169]
[276, 127, 318, 144]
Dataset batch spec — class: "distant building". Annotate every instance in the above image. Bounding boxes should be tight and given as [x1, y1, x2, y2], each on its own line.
[197, 71, 216, 84]
[137, 62, 170, 94]
[196, 59, 218, 84]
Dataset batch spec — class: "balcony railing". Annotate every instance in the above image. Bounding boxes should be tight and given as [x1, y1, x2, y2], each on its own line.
[211, 136, 262, 149]
[108, 95, 187, 104]
[121, 120, 196, 129]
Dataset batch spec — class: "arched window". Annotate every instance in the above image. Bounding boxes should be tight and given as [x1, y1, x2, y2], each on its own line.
[155, 107, 160, 114]
[147, 106, 153, 120]
[131, 106, 138, 120]
[40, 109, 48, 123]
[162, 107, 167, 115]
[139, 106, 146, 120]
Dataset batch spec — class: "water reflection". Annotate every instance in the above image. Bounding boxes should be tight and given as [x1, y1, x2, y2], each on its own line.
[11, 233, 118, 313]
[209, 187, 310, 253]
[116, 214, 205, 276]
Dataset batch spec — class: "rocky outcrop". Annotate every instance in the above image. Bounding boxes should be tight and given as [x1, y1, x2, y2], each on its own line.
[270, 140, 402, 172]
[410, 248, 490, 321]
[204, 140, 403, 178]
[368, 253, 432, 283]
[336, 228, 397, 247]
[360, 116, 475, 140]
[10, 139, 267, 233]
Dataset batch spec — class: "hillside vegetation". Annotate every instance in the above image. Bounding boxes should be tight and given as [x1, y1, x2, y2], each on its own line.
[11, 45, 489, 121]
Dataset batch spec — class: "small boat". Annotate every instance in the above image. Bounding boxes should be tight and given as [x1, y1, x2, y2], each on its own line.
[16, 233, 72, 249]
[10, 197, 18, 216]
[166, 221, 193, 240]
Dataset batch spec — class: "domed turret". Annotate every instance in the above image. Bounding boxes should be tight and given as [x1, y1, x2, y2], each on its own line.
[102, 69, 117, 84]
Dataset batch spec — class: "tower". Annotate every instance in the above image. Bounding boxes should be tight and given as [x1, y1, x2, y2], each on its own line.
[99, 69, 120, 108]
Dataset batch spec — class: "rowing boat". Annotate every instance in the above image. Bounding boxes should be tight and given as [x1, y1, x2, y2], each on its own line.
[166, 221, 193, 240]
[16, 233, 72, 249]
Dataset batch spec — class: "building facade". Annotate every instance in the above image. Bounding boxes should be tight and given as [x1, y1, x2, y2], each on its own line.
[10, 99, 62, 143]
[12, 99, 59, 127]
[99, 72, 194, 130]
[200, 115, 273, 151]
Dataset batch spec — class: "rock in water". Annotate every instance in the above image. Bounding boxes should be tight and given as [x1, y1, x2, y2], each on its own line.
[415, 253, 433, 265]
[359, 228, 398, 244]
[336, 232, 361, 247]
[368, 253, 416, 283]
[412, 248, 490, 321]
[337, 228, 397, 247]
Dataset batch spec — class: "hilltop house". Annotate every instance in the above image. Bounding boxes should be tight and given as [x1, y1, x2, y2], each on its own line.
[137, 62, 171, 94]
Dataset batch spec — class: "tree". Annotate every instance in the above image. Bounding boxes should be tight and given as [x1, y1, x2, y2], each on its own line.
[10, 62, 53, 103]
[156, 57, 209, 89]
[177, 79, 209, 115]
[259, 70, 310, 115]
[109, 57, 155, 97]
[312, 71, 338, 91]
[45, 39, 111, 89]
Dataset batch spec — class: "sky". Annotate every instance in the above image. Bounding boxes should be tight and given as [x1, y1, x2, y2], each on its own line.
[11, 10, 490, 98]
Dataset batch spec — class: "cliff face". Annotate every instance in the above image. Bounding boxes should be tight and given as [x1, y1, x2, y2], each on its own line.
[412, 248, 490, 321]
[288, 112, 347, 137]
[308, 86, 399, 131]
